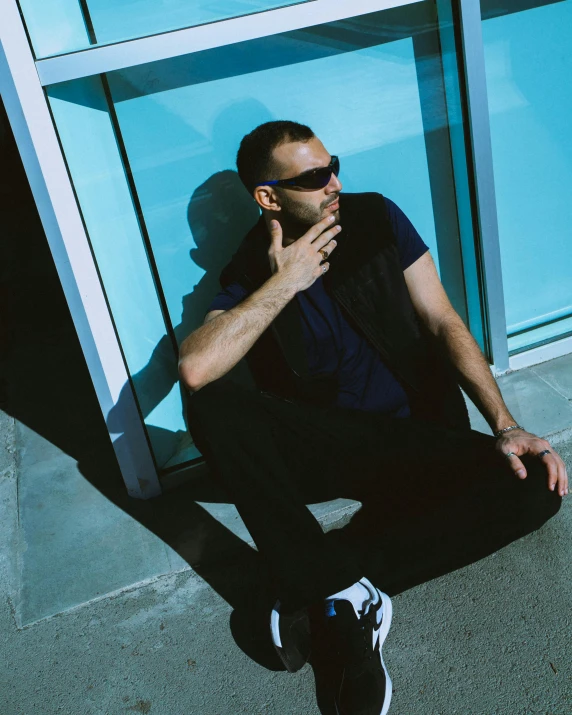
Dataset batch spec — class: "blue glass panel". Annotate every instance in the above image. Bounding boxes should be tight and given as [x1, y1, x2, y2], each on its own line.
[482, 0, 572, 354]
[108, 29, 446, 344]
[18, 0, 310, 59]
[47, 76, 192, 470]
[18, 0, 90, 58]
[47, 3, 470, 473]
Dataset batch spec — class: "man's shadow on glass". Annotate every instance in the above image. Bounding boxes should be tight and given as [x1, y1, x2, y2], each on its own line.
[107, 169, 259, 469]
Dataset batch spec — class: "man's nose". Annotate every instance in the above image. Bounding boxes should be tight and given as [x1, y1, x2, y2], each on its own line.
[327, 173, 342, 192]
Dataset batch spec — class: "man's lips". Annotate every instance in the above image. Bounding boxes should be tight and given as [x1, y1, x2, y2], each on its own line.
[326, 199, 340, 211]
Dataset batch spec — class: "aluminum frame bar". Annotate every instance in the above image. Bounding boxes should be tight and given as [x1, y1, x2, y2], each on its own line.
[456, 0, 509, 373]
[509, 336, 572, 373]
[0, 0, 161, 498]
[35, 0, 423, 85]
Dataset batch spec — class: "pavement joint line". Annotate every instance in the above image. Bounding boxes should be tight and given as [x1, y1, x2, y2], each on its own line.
[12, 502, 363, 629]
[13, 565, 202, 630]
[529, 367, 572, 402]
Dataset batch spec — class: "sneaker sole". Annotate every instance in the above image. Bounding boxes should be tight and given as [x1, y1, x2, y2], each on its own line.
[377, 591, 393, 715]
[366, 587, 393, 715]
[270, 600, 311, 673]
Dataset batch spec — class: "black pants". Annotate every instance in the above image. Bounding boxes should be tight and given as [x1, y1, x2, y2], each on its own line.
[186, 380, 562, 611]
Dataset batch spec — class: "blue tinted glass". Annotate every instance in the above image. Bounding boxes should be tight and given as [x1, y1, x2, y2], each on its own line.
[18, 0, 310, 58]
[482, 0, 572, 354]
[47, 3, 470, 472]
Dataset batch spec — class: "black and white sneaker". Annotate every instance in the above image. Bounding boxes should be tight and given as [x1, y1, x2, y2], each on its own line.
[270, 601, 311, 673]
[328, 579, 393, 715]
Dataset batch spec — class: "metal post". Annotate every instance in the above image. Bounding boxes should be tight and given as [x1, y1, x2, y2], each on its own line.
[0, 0, 161, 498]
[455, 0, 510, 373]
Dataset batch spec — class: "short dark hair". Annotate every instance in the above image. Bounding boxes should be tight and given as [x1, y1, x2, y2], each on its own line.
[236, 120, 315, 195]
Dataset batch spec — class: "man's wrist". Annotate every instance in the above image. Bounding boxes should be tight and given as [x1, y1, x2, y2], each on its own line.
[493, 424, 526, 439]
[266, 272, 298, 303]
[490, 412, 519, 433]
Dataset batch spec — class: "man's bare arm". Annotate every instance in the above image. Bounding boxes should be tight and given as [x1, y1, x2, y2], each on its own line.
[178, 275, 297, 391]
[404, 252, 513, 430]
[404, 250, 568, 496]
[178, 215, 341, 391]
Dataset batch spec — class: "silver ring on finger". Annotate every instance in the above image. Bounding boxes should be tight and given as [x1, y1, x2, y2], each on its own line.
[504, 452, 517, 460]
[322, 264, 327, 273]
[537, 449, 551, 458]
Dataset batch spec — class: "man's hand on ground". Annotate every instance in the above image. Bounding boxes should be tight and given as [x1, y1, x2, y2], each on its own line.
[495, 430, 569, 497]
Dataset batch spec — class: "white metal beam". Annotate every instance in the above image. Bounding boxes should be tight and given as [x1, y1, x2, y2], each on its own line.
[456, 0, 509, 372]
[509, 335, 572, 373]
[35, 0, 423, 86]
[0, 0, 161, 498]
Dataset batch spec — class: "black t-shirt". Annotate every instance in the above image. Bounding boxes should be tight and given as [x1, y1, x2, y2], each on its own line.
[207, 197, 429, 416]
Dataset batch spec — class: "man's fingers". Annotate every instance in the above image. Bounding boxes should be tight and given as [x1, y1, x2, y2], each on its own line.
[269, 220, 283, 253]
[537, 451, 559, 492]
[315, 226, 342, 255]
[542, 451, 568, 496]
[554, 451, 569, 495]
[557, 460, 568, 496]
[554, 455, 565, 496]
[304, 215, 338, 243]
[562, 456, 569, 495]
[505, 453, 527, 479]
[535, 449, 568, 495]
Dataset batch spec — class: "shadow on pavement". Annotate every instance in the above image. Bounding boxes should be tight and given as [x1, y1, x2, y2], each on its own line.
[0, 70, 563, 712]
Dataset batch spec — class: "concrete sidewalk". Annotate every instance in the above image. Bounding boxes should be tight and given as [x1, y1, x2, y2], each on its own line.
[1, 357, 572, 714]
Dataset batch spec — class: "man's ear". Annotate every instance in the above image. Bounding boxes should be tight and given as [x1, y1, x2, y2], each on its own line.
[253, 186, 281, 212]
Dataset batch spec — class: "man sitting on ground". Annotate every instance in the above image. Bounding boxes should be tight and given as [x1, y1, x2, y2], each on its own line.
[178, 120, 567, 715]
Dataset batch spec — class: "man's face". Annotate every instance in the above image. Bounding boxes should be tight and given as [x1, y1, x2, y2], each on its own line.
[270, 136, 343, 230]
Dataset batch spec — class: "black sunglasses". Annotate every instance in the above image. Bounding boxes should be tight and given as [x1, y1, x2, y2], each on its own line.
[255, 155, 340, 191]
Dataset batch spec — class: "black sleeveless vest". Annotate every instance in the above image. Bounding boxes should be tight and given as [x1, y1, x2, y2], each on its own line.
[219, 192, 470, 431]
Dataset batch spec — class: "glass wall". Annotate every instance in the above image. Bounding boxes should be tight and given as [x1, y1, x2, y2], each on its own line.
[18, 0, 310, 59]
[7, 0, 572, 490]
[482, 0, 572, 355]
[45, 2, 474, 474]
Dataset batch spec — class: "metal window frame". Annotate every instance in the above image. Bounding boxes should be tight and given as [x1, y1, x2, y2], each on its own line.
[0, 0, 161, 498]
[509, 335, 572, 373]
[433, 0, 509, 373]
[1, 0, 514, 497]
[34, 0, 422, 85]
[455, 0, 509, 374]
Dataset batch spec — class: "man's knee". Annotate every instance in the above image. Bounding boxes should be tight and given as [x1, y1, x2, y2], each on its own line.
[184, 379, 275, 447]
[183, 380, 236, 442]
[182, 379, 256, 459]
[186, 378, 249, 417]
